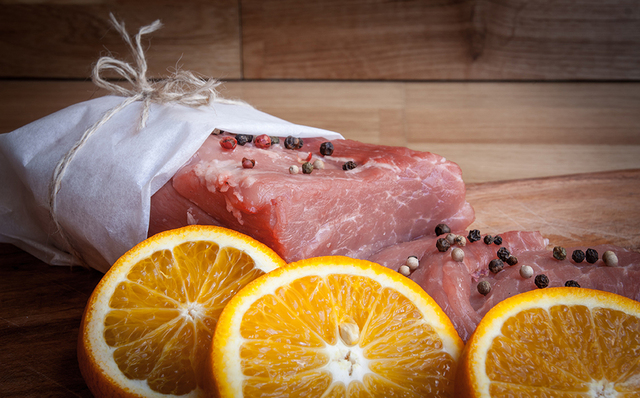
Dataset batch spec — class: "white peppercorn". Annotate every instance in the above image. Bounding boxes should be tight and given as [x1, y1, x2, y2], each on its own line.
[289, 165, 299, 174]
[398, 265, 411, 277]
[454, 235, 467, 247]
[451, 248, 465, 262]
[602, 251, 618, 267]
[519, 265, 533, 279]
[405, 256, 420, 271]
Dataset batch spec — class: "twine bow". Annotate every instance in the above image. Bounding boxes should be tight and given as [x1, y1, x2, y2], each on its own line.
[48, 14, 239, 267]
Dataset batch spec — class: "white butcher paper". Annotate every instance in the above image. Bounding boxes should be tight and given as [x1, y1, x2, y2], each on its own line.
[0, 95, 343, 272]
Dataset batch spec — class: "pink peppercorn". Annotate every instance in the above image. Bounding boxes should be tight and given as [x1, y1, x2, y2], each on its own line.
[242, 158, 255, 169]
[254, 134, 271, 149]
[220, 137, 237, 150]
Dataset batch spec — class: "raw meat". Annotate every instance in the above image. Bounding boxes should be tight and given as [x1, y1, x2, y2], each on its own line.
[149, 133, 475, 262]
[369, 230, 640, 341]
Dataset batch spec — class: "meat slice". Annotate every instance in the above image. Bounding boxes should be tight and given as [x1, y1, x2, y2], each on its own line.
[148, 134, 474, 262]
[369, 230, 640, 341]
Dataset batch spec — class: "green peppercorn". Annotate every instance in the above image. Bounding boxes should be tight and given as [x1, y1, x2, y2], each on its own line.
[320, 142, 334, 156]
[493, 235, 503, 245]
[435, 223, 451, 236]
[236, 134, 253, 146]
[565, 280, 580, 287]
[302, 162, 314, 174]
[506, 255, 518, 266]
[477, 281, 491, 296]
[488, 259, 504, 274]
[436, 238, 451, 252]
[586, 248, 599, 264]
[535, 274, 549, 289]
[343, 161, 357, 171]
[270, 136, 280, 145]
[497, 247, 510, 262]
[572, 249, 585, 263]
[553, 246, 567, 261]
[484, 235, 494, 245]
[468, 229, 481, 243]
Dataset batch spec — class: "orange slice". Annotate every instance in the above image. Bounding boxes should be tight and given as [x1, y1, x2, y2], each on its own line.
[456, 287, 640, 397]
[211, 256, 464, 397]
[78, 225, 285, 398]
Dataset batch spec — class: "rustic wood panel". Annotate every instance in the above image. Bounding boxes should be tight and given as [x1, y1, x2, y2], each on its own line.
[241, 0, 640, 80]
[0, 0, 241, 79]
[2, 80, 640, 183]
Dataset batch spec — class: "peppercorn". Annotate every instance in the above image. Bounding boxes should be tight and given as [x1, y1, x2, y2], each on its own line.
[301, 162, 314, 174]
[284, 136, 304, 149]
[406, 256, 419, 271]
[343, 161, 357, 171]
[535, 274, 549, 289]
[435, 224, 451, 236]
[553, 246, 567, 261]
[488, 259, 504, 274]
[446, 233, 457, 244]
[211, 128, 223, 135]
[270, 136, 280, 145]
[497, 247, 510, 262]
[454, 235, 467, 247]
[451, 248, 465, 262]
[436, 238, 451, 252]
[493, 235, 503, 245]
[603, 250, 618, 267]
[477, 281, 491, 296]
[313, 159, 325, 170]
[398, 265, 411, 277]
[220, 136, 237, 150]
[236, 134, 253, 146]
[242, 157, 255, 169]
[519, 265, 533, 279]
[320, 142, 334, 156]
[468, 229, 481, 243]
[586, 248, 599, 264]
[506, 255, 518, 266]
[565, 280, 580, 287]
[289, 165, 299, 174]
[483, 235, 494, 245]
[572, 249, 585, 263]
[254, 134, 271, 149]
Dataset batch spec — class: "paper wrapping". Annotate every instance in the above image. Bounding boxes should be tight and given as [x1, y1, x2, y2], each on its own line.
[0, 95, 342, 272]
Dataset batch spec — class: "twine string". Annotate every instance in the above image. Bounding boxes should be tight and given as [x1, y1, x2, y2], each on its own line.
[48, 13, 235, 267]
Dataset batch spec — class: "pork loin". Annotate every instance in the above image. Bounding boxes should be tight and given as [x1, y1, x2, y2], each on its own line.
[369, 230, 640, 341]
[149, 134, 475, 262]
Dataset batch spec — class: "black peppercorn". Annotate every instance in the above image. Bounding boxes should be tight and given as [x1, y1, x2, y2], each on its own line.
[586, 248, 599, 264]
[342, 161, 357, 171]
[284, 136, 304, 150]
[565, 280, 580, 287]
[506, 255, 518, 266]
[477, 281, 491, 296]
[435, 224, 451, 236]
[488, 259, 504, 274]
[484, 235, 494, 245]
[468, 229, 481, 243]
[572, 249, 585, 263]
[236, 134, 253, 146]
[497, 247, 510, 262]
[302, 162, 314, 174]
[535, 274, 549, 289]
[493, 235, 503, 245]
[320, 142, 334, 156]
[436, 238, 451, 252]
[553, 246, 567, 261]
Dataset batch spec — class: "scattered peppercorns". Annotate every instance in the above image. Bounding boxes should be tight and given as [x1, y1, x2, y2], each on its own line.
[553, 246, 567, 261]
[565, 280, 580, 287]
[343, 161, 357, 171]
[320, 142, 334, 156]
[435, 224, 451, 236]
[398, 265, 411, 277]
[284, 136, 304, 150]
[220, 136, 237, 150]
[236, 134, 253, 146]
[313, 159, 325, 170]
[488, 259, 504, 274]
[406, 256, 420, 271]
[477, 281, 491, 296]
[254, 134, 271, 149]
[586, 248, 599, 264]
[493, 235, 503, 245]
[484, 235, 494, 245]
[519, 265, 533, 279]
[289, 165, 299, 174]
[242, 157, 255, 169]
[302, 162, 314, 174]
[468, 229, 481, 243]
[506, 255, 518, 266]
[452, 248, 465, 262]
[603, 251, 618, 267]
[572, 249, 585, 263]
[436, 238, 451, 252]
[497, 247, 510, 262]
[535, 274, 549, 289]
[454, 235, 467, 246]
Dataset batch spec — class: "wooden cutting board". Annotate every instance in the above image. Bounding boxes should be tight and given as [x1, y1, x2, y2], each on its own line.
[1, 169, 638, 397]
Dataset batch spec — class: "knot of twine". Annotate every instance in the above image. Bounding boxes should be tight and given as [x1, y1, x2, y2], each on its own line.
[49, 13, 239, 267]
